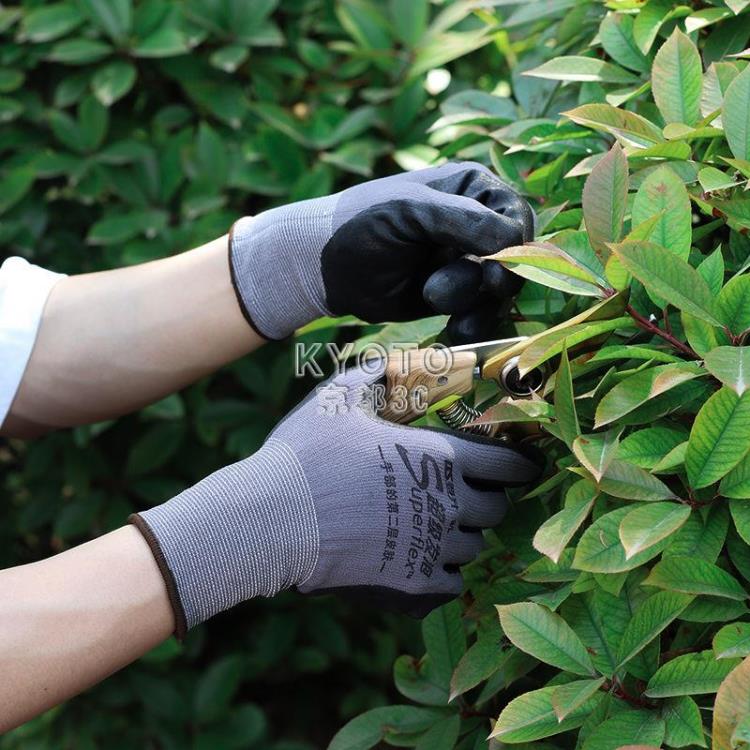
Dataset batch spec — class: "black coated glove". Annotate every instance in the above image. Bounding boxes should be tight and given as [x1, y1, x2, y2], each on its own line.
[229, 161, 534, 343]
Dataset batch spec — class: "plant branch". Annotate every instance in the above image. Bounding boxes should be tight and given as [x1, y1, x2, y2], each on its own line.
[602, 678, 657, 710]
[625, 304, 700, 359]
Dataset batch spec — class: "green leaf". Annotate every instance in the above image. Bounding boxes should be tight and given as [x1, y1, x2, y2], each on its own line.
[490, 685, 599, 742]
[705, 347, 750, 395]
[718, 275, 750, 337]
[393, 655, 447, 707]
[126, 421, 184, 475]
[414, 714, 459, 750]
[518, 318, 634, 375]
[79, 94, 108, 150]
[600, 13, 650, 73]
[318, 106, 380, 149]
[686, 387, 750, 488]
[729, 499, 750, 547]
[679, 596, 748, 624]
[597, 458, 677, 501]
[389, 0, 427, 47]
[665, 505, 729, 562]
[533, 479, 597, 563]
[87, 210, 168, 245]
[619, 503, 692, 559]
[551, 677, 605, 721]
[210, 44, 249, 73]
[20, 2, 84, 42]
[133, 25, 190, 58]
[348, 317, 447, 358]
[644, 555, 748, 600]
[0, 169, 34, 214]
[496, 602, 597, 676]
[651, 28, 703, 126]
[0, 96, 23, 123]
[645, 650, 741, 698]
[410, 28, 493, 79]
[699, 166, 737, 193]
[193, 654, 245, 723]
[573, 505, 672, 573]
[526, 56, 638, 84]
[683, 312, 720, 358]
[616, 591, 693, 669]
[631, 166, 692, 261]
[562, 590, 627, 677]
[48, 37, 112, 64]
[610, 241, 724, 327]
[194, 703, 266, 749]
[634, 0, 687, 54]
[470, 399, 552, 429]
[564, 103, 664, 148]
[595, 363, 705, 428]
[723, 64, 750, 161]
[714, 622, 750, 659]
[491, 242, 606, 297]
[733, 715, 750, 749]
[336, 0, 392, 50]
[422, 601, 465, 691]
[91, 61, 136, 106]
[573, 428, 621, 482]
[582, 143, 628, 260]
[653, 441, 688, 474]
[588, 344, 683, 365]
[328, 705, 446, 750]
[698, 248, 726, 298]
[579, 710, 665, 750]
[77, 0, 132, 41]
[618, 426, 687, 469]
[449, 632, 508, 700]
[721, 453, 750, 498]
[662, 696, 707, 748]
[554, 345, 579, 448]
[702, 62, 741, 126]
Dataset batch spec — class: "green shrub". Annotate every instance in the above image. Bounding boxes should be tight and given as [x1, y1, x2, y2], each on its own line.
[6, 0, 750, 748]
[331, 2, 750, 749]
[0, 1, 498, 747]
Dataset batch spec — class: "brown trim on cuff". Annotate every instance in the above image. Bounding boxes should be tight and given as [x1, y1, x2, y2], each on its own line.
[129, 513, 188, 641]
[227, 220, 276, 342]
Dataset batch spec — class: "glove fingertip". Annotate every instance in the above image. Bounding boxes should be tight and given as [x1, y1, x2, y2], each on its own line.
[423, 259, 483, 315]
[446, 303, 502, 345]
[481, 259, 524, 298]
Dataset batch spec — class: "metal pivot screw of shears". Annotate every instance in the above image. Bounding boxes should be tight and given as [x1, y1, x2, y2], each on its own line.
[378, 336, 547, 436]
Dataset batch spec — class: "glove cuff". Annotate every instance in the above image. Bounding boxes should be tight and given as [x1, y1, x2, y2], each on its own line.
[228, 195, 339, 340]
[129, 439, 319, 637]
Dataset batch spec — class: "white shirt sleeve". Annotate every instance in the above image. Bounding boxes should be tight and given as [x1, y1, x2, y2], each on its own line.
[0, 257, 66, 427]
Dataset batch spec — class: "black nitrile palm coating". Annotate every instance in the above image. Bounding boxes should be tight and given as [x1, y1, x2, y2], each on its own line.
[446, 303, 500, 344]
[423, 258, 483, 314]
[482, 260, 523, 298]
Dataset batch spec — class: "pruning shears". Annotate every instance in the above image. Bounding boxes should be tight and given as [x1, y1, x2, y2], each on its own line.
[379, 336, 547, 436]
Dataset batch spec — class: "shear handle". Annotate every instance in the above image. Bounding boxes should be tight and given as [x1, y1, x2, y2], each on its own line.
[380, 348, 477, 424]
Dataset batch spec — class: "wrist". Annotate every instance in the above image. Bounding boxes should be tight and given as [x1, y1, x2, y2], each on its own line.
[129, 439, 319, 637]
[229, 195, 338, 339]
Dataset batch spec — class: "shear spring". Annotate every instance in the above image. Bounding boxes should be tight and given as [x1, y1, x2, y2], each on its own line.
[438, 399, 493, 436]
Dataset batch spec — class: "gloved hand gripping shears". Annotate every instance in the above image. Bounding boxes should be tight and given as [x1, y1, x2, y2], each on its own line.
[377, 336, 547, 435]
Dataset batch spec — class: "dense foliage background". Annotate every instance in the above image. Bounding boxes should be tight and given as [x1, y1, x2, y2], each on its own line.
[6, 0, 750, 748]
[0, 1, 507, 747]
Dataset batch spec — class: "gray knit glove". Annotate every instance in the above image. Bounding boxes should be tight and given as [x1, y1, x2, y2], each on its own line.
[130, 364, 539, 637]
[229, 161, 534, 344]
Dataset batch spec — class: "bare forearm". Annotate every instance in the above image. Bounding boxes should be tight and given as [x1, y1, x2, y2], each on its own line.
[0, 526, 174, 732]
[4, 235, 263, 435]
